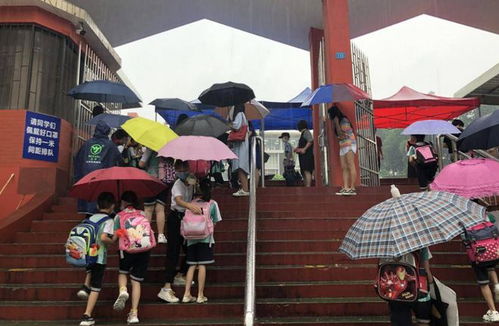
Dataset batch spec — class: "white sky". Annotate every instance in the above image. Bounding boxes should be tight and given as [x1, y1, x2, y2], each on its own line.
[116, 14, 499, 120]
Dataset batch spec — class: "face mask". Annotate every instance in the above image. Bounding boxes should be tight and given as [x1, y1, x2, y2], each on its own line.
[176, 171, 188, 180]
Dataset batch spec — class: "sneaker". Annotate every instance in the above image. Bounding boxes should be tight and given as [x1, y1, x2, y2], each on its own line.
[77, 286, 90, 300]
[173, 275, 187, 285]
[344, 189, 357, 196]
[127, 311, 139, 324]
[157, 233, 167, 244]
[335, 188, 348, 196]
[495, 284, 499, 302]
[197, 296, 208, 304]
[113, 290, 129, 311]
[483, 310, 499, 322]
[157, 288, 179, 303]
[232, 189, 250, 197]
[182, 294, 196, 303]
[79, 314, 95, 326]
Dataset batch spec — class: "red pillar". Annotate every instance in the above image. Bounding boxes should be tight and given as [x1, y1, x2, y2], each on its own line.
[322, 0, 360, 187]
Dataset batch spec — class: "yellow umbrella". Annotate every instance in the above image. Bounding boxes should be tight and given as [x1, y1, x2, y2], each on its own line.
[121, 117, 178, 151]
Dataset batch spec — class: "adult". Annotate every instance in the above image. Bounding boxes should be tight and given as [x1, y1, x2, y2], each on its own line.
[294, 120, 314, 187]
[443, 119, 464, 162]
[406, 135, 418, 179]
[91, 105, 104, 118]
[111, 129, 129, 153]
[328, 105, 357, 195]
[376, 133, 383, 169]
[228, 104, 250, 197]
[74, 120, 121, 216]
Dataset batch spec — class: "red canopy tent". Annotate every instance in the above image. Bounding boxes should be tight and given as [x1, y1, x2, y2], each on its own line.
[373, 86, 480, 128]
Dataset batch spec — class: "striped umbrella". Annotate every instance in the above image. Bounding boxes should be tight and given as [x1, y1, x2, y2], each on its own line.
[339, 188, 486, 259]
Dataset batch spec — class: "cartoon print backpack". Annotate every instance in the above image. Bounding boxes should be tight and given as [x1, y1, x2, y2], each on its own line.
[462, 222, 499, 264]
[374, 253, 428, 302]
[65, 215, 110, 267]
[118, 208, 156, 253]
[181, 200, 214, 241]
[415, 144, 437, 165]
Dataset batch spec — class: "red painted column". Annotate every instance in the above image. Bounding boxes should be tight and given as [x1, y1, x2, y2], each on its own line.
[322, 0, 360, 187]
[308, 28, 324, 187]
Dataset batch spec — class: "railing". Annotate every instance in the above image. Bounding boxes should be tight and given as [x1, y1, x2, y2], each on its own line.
[244, 136, 260, 325]
[0, 173, 15, 196]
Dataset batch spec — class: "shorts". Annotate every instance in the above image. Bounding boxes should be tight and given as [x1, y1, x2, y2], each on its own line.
[471, 260, 498, 285]
[388, 300, 431, 325]
[85, 263, 106, 292]
[144, 187, 170, 206]
[186, 243, 214, 265]
[119, 251, 151, 282]
[339, 144, 357, 156]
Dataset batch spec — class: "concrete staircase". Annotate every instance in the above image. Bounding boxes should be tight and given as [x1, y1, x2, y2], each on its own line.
[0, 186, 492, 325]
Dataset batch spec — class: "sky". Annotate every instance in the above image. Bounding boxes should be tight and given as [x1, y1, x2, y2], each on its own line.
[116, 14, 499, 120]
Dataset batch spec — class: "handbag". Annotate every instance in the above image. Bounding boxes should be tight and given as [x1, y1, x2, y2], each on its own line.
[227, 125, 248, 142]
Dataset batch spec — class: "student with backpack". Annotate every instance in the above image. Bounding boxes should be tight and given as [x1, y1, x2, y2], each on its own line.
[157, 160, 201, 303]
[377, 248, 434, 326]
[67, 192, 115, 326]
[112, 191, 156, 324]
[407, 134, 438, 190]
[181, 179, 222, 303]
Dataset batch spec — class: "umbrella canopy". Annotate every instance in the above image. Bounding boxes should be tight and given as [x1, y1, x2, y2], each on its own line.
[457, 110, 499, 151]
[215, 100, 270, 120]
[67, 80, 141, 104]
[85, 113, 131, 129]
[401, 120, 461, 135]
[69, 167, 165, 201]
[430, 158, 499, 198]
[158, 136, 237, 161]
[339, 189, 486, 259]
[301, 83, 370, 107]
[121, 117, 178, 151]
[374, 86, 479, 129]
[198, 81, 255, 106]
[150, 98, 201, 112]
[174, 114, 230, 137]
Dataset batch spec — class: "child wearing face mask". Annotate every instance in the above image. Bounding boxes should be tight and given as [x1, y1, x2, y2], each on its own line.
[157, 160, 201, 303]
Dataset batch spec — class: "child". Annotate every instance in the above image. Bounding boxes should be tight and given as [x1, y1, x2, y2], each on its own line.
[279, 132, 296, 186]
[407, 135, 438, 190]
[182, 179, 222, 303]
[77, 192, 116, 326]
[157, 160, 201, 303]
[112, 191, 152, 324]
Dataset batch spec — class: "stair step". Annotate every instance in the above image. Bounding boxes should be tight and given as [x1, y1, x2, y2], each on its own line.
[258, 316, 491, 325]
[0, 319, 241, 326]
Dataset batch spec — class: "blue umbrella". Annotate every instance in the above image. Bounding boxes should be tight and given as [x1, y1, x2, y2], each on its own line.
[401, 120, 461, 135]
[68, 80, 141, 104]
[150, 98, 201, 112]
[85, 113, 131, 129]
[301, 85, 333, 106]
[458, 110, 499, 151]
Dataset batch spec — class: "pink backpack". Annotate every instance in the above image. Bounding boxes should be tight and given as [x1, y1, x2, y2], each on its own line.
[181, 200, 214, 241]
[462, 222, 499, 263]
[415, 145, 437, 165]
[118, 208, 156, 253]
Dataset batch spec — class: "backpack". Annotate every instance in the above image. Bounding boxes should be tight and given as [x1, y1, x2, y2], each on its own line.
[65, 215, 110, 267]
[462, 222, 499, 264]
[181, 200, 214, 241]
[374, 253, 428, 302]
[188, 160, 210, 179]
[118, 208, 157, 253]
[415, 144, 437, 165]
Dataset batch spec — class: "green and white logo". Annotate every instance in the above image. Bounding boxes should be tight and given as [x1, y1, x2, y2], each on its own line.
[90, 144, 103, 155]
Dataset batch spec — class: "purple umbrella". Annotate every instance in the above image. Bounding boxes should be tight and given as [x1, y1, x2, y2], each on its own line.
[401, 120, 461, 135]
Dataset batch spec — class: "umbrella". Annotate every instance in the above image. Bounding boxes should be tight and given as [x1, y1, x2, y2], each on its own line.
[339, 187, 486, 259]
[300, 83, 370, 107]
[430, 158, 499, 198]
[401, 120, 461, 135]
[69, 167, 165, 201]
[215, 100, 270, 120]
[457, 110, 499, 151]
[158, 136, 237, 161]
[198, 81, 255, 106]
[150, 98, 201, 112]
[174, 114, 230, 137]
[85, 113, 131, 129]
[67, 80, 141, 104]
[121, 117, 178, 151]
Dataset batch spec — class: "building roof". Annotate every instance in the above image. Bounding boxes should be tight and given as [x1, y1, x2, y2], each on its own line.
[454, 63, 499, 105]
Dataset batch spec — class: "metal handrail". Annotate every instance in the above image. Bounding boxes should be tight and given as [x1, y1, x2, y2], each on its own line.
[438, 134, 499, 165]
[0, 173, 15, 196]
[244, 136, 260, 326]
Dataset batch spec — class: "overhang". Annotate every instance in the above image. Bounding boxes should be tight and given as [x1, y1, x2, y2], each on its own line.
[454, 63, 499, 105]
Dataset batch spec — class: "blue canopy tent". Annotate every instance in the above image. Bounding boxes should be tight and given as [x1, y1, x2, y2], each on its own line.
[155, 88, 313, 130]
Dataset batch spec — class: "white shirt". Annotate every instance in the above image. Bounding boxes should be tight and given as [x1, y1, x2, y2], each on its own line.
[170, 179, 193, 212]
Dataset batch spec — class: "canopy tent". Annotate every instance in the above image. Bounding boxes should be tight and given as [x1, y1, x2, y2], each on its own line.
[373, 86, 480, 129]
[155, 88, 313, 130]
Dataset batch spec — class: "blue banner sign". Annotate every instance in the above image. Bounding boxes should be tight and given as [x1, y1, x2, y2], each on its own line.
[22, 111, 61, 162]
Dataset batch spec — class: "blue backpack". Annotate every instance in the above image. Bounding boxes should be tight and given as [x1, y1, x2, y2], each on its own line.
[65, 215, 110, 267]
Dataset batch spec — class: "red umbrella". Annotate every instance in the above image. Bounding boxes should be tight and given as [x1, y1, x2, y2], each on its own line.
[374, 86, 479, 128]
[69, 167, 165, 201]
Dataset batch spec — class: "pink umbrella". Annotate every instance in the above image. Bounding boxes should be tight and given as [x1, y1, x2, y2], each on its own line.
[430, 158, 499, 198]
[158, 136, 237, 161]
